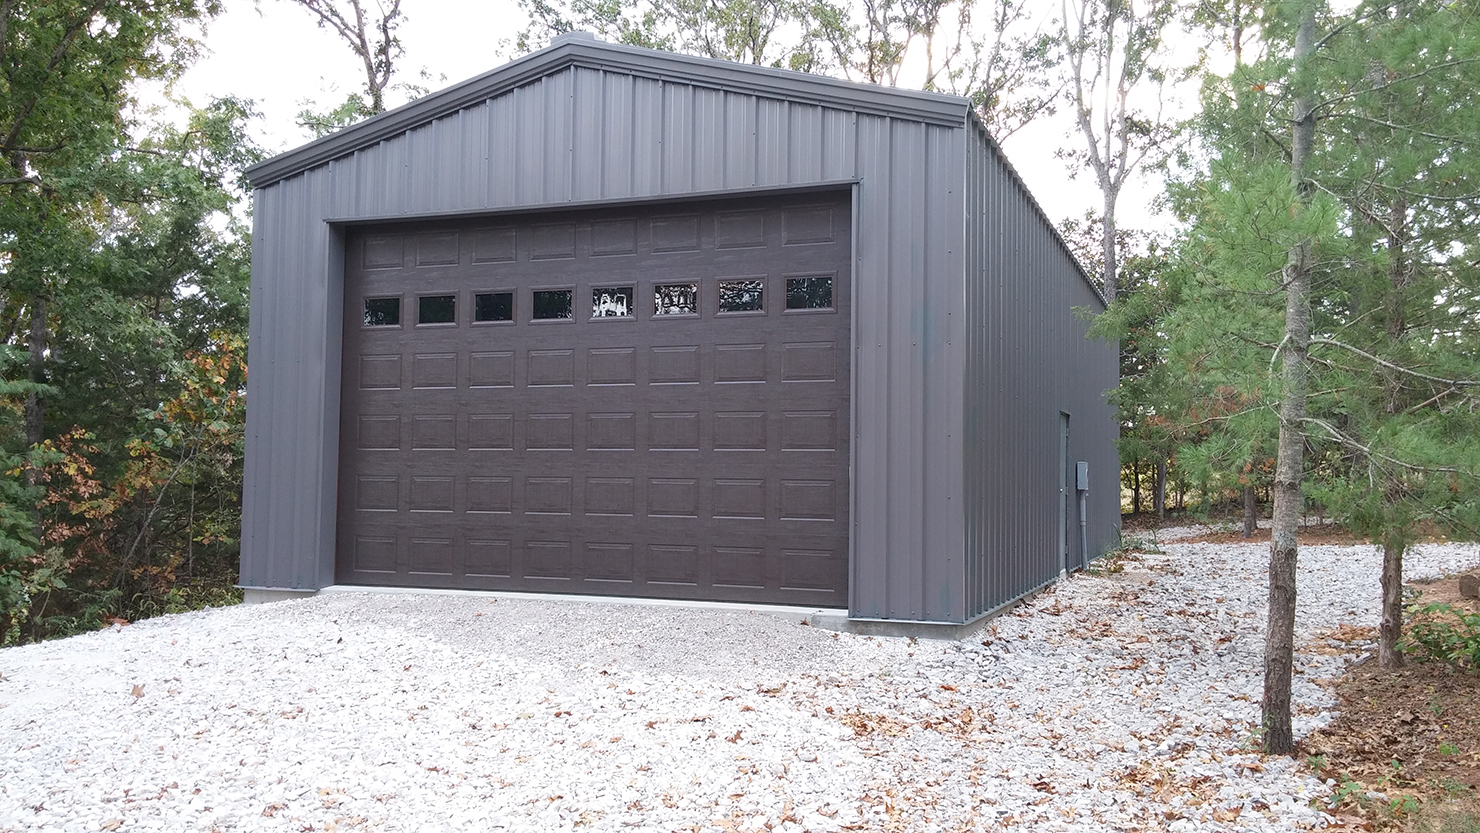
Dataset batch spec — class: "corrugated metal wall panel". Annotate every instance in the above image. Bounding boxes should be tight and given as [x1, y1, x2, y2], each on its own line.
[601, 73, 634, 198]
[487, 93, 518, 206]
[692, 87, 725, 192]
[961, 122, 1119, 619]
[924, 123, 968, 622]
[851, 115, 890, 617]
[516, 81, 545, 203]
[821, 109, 855, 182]
[572, 68, 604, 202]
[844, 116, 965, 622]
[725, 93, 757, 189]
[241, 166, 342, 590]
[405, 122, 434, 213]
[662, 82, 693, 193]
[459, 107, 486, 210]
[632, 78, 664, 196]
[789, 104, 822, 182]
[238, 187, 270, 587]
[885, 118, 926, 620]
[756, 98, 788, 186]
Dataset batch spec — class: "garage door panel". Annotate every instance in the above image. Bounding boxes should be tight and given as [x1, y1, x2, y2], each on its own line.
[338, 193, 850, 604]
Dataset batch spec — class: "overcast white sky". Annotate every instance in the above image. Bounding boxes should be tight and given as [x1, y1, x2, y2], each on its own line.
[158, 0, 1177, 232]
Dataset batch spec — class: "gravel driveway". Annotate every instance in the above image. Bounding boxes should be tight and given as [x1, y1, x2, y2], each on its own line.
[3, 535, 1478, 833]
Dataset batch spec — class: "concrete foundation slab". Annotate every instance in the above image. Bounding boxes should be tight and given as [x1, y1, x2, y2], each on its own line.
[240, 587, 317, 605]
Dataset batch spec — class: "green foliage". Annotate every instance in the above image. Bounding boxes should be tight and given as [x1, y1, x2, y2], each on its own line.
[1323, 776, 1367, 810]
[1402, 603, 1480, 672]
[1114, 0, 1480, 547]
[0, 2, 258, 643]
[296, 92, 374, 138]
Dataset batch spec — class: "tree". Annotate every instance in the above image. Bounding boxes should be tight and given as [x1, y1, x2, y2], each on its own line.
[274, 0, 440, 137]
[0, 1, 265, 642]
[1153, 0, 1480, 754]
[1059, 0, 1177, 303]
[0, 95, 259, 642]
[516, 0, 836, 70]
[280, 0, 404, 115]
[931, 0, 1063, 140]
[1290, 0, 1480, 669]
[0, 0, 220, 541]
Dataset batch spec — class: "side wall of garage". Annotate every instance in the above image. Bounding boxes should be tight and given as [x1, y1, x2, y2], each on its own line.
[962, 119, 1121, 620]
[241, 64, 969, 622]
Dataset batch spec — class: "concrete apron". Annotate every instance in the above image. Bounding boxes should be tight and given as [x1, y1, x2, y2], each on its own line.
[238, 584, 1028, 641]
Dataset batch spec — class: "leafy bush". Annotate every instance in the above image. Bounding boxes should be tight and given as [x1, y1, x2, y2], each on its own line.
[1402, 602, 1480, 671]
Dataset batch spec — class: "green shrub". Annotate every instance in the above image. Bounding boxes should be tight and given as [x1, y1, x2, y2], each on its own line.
[1402, 602, 1480, 671]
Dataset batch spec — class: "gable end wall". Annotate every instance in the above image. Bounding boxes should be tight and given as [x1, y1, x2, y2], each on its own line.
[240, 67, 971, 622]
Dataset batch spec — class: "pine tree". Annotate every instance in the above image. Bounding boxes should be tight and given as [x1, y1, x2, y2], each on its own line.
[1155, 0, 1480, 752]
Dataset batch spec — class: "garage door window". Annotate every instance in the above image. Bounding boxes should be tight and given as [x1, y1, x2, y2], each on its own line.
[718, 279, 764, 313]
[364, 297, 400, 326]
[786, 275, 833, 310]
[592, 286, 634, 318]
[532, 289, 573, 320]
[473, 291, 513, 323]
[654, 283, 697, 316]
[418, 294, 456, 325]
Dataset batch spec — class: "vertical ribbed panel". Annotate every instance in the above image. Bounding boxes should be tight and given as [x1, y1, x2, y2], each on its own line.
[961, 121, 1120, 619]
[846, 116, 966, 623]
[239, 165, 340, 590]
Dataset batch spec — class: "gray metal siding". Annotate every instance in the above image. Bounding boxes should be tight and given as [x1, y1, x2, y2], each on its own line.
[241, 67, 969, 622]
[240, 168, 341, 590]
[962, 121, 1119, 619]
[847, 116, 967, 623]
[243, 38, 967, 188]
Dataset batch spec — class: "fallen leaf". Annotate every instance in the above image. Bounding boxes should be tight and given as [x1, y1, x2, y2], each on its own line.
[131, 685, 144, 699]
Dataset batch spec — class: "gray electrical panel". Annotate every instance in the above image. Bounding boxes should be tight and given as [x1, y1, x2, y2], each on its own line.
[1076, 461, 1090, 491]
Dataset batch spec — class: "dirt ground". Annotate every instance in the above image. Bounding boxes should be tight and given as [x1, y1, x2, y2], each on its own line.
[1298, 572, 1480, 831]
[1182, 523, 1368, 546]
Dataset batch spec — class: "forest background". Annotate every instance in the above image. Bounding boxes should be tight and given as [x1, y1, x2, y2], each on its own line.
[0, 0, 1475, 758]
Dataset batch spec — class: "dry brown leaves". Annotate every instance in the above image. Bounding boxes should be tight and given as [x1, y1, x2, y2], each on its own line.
[1301, 581, 1480, 829]
[839, 711, 911, 738]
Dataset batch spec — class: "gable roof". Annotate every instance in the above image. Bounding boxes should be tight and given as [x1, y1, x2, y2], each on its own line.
[244, 33, 972, 190]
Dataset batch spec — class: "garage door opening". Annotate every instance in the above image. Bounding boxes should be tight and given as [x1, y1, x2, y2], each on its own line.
[335, 192, 852, 607]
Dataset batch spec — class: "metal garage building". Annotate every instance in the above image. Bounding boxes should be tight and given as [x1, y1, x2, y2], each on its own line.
[238, 32, 1119, 630]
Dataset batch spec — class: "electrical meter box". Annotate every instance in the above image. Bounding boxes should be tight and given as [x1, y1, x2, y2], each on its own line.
[1075, 462, 1089, 491]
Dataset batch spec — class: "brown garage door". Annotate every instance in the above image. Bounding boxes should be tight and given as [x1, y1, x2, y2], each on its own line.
[336, 193, 851, 607]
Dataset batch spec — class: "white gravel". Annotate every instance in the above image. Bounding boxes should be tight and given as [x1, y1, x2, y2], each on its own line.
[3, 539, 1477, 833]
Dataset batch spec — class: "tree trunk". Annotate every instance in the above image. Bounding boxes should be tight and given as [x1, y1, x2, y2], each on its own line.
[1154, 459, 1167, 519]
[1375, 198, 1411, 669]
[1243, 485, 1258, 539]
[1262, 1, 1317, 758]
[1379, 537, 1405, 669]
[1102, 192, 1119, 302]
[1131, 460, 1142, 515]
[23, 295, 46, 542]
[23, 295, 45, 452]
